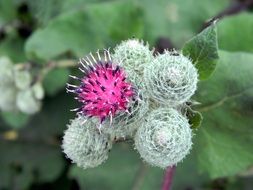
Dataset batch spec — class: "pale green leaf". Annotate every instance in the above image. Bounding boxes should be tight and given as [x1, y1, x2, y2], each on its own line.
[182, 23, 219, 80]
[69, 143, 141, 190]
[25, 1, 144, 62]
[43, 68, 70, 96]
[140, 0, 230, 46]
[1, 112, 30, 129]
[218, 13, 253, 53]
[195, 51, 253, 178]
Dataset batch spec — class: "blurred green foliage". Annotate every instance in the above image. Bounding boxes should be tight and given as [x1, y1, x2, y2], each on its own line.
[195, 51, 253, 178]
[0, 0, 253, 190]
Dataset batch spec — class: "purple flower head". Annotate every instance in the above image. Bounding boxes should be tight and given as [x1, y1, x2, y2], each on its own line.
[67, 50, 135, 124]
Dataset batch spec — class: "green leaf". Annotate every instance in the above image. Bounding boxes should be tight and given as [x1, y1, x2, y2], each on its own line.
[25, 1, 144, 62]
[25, 0, 107, 25]
[61, 0, 107, 12]
[0, 162, 33, 190]
[69, 143, 166, 190]
[0, 92, 76, 190]
[43, 68, 70, 96]
[69, 143, 141, 190]
[0, 32, 26, 63]
[140, 0, 230, 46]
[218, 13, 253, 53]
[0, 0, 16, 25]
[172, 146, 209, 189]
[195, 51, 253, 178]
[1, 112, 30, 129]
[182, 23, 219, 80]
[69, 142, 209, 190]
[26, 0, 63, 25]
[0, 141, 64, 189]
[186, 108, 203, 129]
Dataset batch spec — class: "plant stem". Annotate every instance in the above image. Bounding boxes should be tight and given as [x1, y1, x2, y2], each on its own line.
[37, 59, 76, 82]
[51, 60, 77, 68]
[202, 0, 253, 29]
[161, 166, 176, 190]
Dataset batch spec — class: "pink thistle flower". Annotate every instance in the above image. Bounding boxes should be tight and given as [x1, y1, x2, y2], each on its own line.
[67, 50, 136, 124]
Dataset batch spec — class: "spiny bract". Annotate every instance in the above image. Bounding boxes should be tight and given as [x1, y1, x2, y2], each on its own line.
[144, 51, 198, 106]
[135, 107, 192, 168]
[62, 116, 112, 169]
[67, 50, 138, 124]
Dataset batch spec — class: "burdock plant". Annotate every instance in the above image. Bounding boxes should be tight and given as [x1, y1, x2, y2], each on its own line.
[63, 41, 196, 168]
[62, 22, 219, 190]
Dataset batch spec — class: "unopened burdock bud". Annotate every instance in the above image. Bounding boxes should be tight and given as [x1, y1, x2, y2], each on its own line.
[16, 89, 41, 114]
[112, 39, 153, 76]
[0, 57, 14, 86]
[14, 68, 32, 90]
[0, 57, 18, 111]
[144, 51, 198, 106]
[32, 82, 45, 100]
[0, 86, 17, 112]
[135, 108, 192, 168]
[62, 116, 112, 169]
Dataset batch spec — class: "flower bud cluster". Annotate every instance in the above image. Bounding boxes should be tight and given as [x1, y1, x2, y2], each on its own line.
[0, 57, 44, 114]
[112, 40, 197, 168]
[62, 116, 112, 169]
[112, 39, 153, 77]
[63, 39, 198, 169]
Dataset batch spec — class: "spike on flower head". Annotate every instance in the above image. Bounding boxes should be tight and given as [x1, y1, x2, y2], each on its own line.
[67, 50, 136, 123]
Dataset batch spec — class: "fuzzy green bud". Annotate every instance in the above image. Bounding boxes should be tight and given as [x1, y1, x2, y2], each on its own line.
[0, 57, 14, 86]
[0, 86, 17, 112]
[16, 88, 41, 114]
[144, 51, 198, 106]
[135, 107, 192, 168]
[14, 68, 32, 90]
[112, 39, 153, 76]
[32, 82, 45, 100]
[0, 57, 17, 111]
[62, 116, 112, 169]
